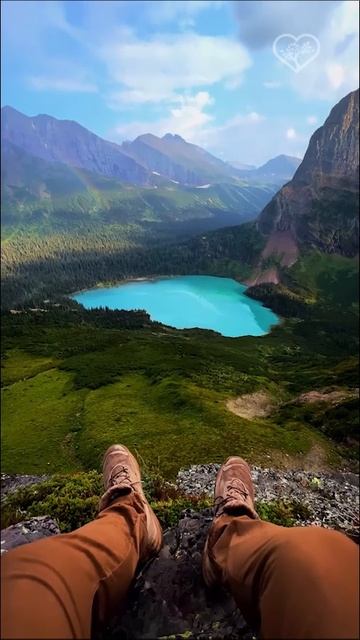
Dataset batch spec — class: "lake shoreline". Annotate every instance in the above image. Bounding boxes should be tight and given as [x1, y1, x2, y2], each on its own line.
[71, 275, 280, 338]
[70, 273, 242, 298]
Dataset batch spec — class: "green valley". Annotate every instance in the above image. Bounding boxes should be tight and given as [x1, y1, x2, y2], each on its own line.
[2, 252, 358, 479]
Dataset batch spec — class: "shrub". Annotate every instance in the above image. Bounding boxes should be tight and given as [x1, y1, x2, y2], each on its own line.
[256, 499, 312, 527]
[1, 472, 102, 532]
[151, 497, 212, 529]
[2, 473, 312, 534]
[1, 471, 211, 533]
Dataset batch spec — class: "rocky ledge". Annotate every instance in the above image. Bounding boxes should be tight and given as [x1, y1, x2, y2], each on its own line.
[1, 466, 359, 638]
[101, 508, 254, 640]
[177, 465, 359, 539]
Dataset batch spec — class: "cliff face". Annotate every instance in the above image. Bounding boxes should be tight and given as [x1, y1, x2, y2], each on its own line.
[257, 90, 359, 265]
[294, 90, 359, 187]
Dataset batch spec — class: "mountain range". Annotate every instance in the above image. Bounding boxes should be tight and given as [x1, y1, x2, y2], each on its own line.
[1, 139, 277, 237]
[2, 106, 300, 189]
[1, 106, 301, 237]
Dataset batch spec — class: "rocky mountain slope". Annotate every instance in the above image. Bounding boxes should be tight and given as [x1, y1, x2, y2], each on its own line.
[1, 140, 277, 236]
[1, 139, 127, 201]
[1, 106, 149, 185]
[1, 107, 240, 187]
[121, 132, 242, 186]
[256, 89, 359, 267]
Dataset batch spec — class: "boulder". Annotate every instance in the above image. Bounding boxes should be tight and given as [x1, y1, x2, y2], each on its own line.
[1, 516, 60, 554]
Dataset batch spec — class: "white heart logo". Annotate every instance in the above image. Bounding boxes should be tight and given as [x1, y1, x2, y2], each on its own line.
[273, 34, 320, 73]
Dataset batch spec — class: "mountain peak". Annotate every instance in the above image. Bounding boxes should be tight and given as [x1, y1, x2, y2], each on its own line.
[293, 88, 359, 185]
[257, 88, 359, 263]
[1, 105, 149, 185]
[162, 133, 185, 142]
[257, 155, 302, 176]
[135, 133, 159, 142]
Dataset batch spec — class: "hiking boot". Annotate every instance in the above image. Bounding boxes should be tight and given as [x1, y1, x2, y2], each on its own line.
[99, 444, 163, 559]
[203, 456, 258, 587]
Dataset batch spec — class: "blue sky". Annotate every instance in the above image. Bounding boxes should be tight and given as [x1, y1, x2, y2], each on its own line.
[1, 0, 359, 164]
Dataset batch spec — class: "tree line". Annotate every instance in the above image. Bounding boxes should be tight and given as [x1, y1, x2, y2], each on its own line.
[1, 223, 264, 310]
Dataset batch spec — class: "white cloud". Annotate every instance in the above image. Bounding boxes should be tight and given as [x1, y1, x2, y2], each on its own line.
[146, 1, 224, 25]
[194, 112, 309, 165]
[263, 81, 282, 89]
[287, 1, 359, 100]
[190, 110, 270, 156]
[114, 91, 215, 141]
[306, 115, 318, 125]
[224, 77, 244, 90]
[113, 100, 270, 161]
[28, 76, 98, 93]
[286, 127, 297, 139]
[325, 63, 346, 90]
[228, 112, 265, 125]
[100, 31, 251, 105]
[2, 0, 80, 54]
[233, 1, 340, 49]
[232, 0, 358, 102]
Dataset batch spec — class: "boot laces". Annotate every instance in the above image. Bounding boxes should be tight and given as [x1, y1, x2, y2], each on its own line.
[110, 463, 131, 487]
[215, 478, 250, 513]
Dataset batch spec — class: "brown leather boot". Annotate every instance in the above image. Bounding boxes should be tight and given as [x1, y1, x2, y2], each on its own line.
[203, 456, 258, 587]
[99, 444, 163, 559]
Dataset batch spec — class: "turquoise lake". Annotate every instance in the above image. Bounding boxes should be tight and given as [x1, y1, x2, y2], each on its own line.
[72, 275, 279, 338]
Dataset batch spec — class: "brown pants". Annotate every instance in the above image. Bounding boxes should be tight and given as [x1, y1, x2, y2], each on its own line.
[1, 493, 359, 640]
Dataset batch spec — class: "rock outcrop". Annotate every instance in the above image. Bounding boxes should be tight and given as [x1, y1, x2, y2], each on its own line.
[177, 465, 359, 540]
[257, 89, 359, 264]
[1, 516, 60, 554]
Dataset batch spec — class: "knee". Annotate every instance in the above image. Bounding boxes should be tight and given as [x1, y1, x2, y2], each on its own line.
[267, 526, 357, 578]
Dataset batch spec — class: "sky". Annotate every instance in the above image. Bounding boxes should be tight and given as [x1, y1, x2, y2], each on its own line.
[1, 0, 359, 165]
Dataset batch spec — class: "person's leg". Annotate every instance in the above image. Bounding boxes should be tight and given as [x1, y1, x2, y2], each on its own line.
[209, 515, 359, 639]
[1, 445, 162, 640]
[1, 494, 145, 639]
[203, 457, 359, 640]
